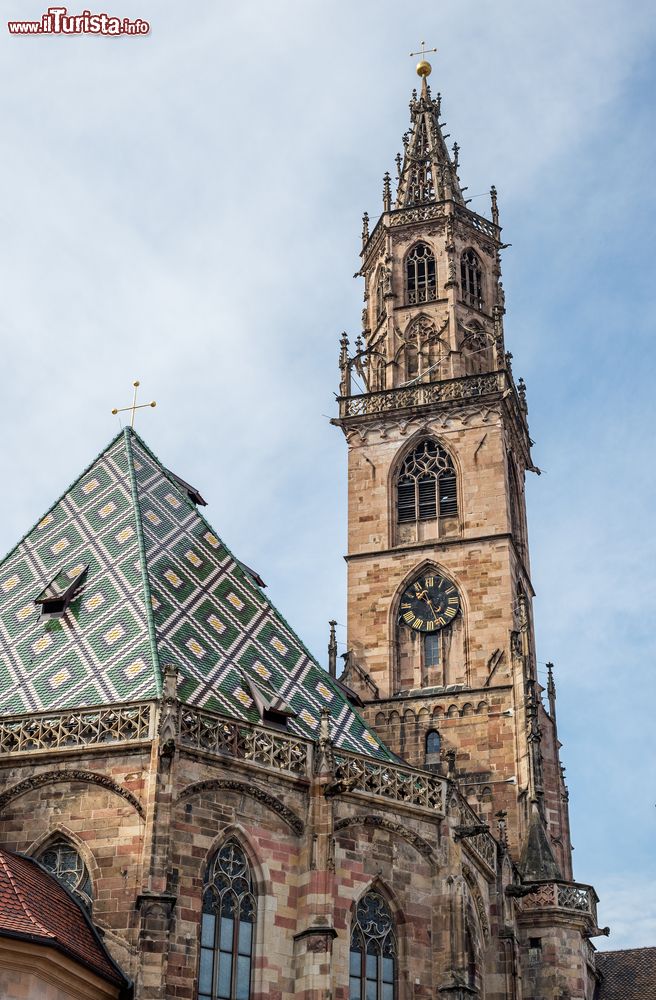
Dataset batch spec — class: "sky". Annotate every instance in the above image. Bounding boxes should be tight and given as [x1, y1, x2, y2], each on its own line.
[1, 0, 655, 951]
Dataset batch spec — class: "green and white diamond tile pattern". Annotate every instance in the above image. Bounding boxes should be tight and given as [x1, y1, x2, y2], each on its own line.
[0, 434, 157, 714]
[129, 438, 390, 760]
[0, 429, 392, 762]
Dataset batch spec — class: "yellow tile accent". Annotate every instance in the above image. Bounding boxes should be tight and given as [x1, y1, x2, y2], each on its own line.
[317, 682, 334, 702]
[165, 493, 181, 509]
[363, 731, 379, 749]
[82, 478, 99, 495]
[227, 593, 244, 611]
[16, 605, 32, 622]
[254, 661, 271, 681]
[185, 550, 202, 568]
[116, 526, 134, 544]
[208, 614, 226, 634]
[271, 637, 287, 656]
[104, 624, 125, 645]
[151, 595, 160, 610]
[235, 687, 253, 708]
[68, 564, 85, 579]
[204, 532, 220, 548]
[164, 569, 182, 588]
[300, 708, 317, 729]
[99, 502, 116, 519]
[125, 659, 146, 678]
[2, 575, 20, 593]
[145, 510, 160, 525]
[50, 668, 70, 689]
[38, 513, 54, 529]
[51, 538, 69, 555]
[33, 635, 53, 654]
[186, 638, 204, 658]
[86, 594, 104, 612]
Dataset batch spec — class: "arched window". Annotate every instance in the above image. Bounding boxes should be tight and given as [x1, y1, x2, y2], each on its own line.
[425, 729, 441, 756]
[460, 250, 483, 310]
[350, 892, 396, 1000]
[405, 243, 437, 305]
[38, 839, 92, 910]
[197, 840, 256, 1000]
[397, 440, 458, 523]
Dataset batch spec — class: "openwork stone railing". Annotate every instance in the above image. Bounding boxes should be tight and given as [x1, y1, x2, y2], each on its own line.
[456, 206, 499, 239]
[332, 751, 447, 814]
[519, 881, 598, 923]
[458, 799, 497, 873]
[179, 707, 310, 777]
[0, 703, 154, 754]
[339, 372, 505, 419]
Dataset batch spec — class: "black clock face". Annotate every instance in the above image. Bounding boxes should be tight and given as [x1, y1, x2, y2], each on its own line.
[399, 574, 460, 633]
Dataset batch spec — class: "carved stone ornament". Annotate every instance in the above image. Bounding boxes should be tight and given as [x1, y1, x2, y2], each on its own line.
[176, 778, 304, 836]
[334, 814, 437, 868]
[0, 768, 145, 818]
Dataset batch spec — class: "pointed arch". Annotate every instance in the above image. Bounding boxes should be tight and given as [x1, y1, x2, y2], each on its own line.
[460, 248, 484, 310]
[393, 437, 458, 526]
[196, 836, 258, 1000]
[461, 320, 493, 375]
[349, 882, 400, 1000]
[33, 831, 93, 911]
[405, 241, 437, 305]
[402, 314, 447, 383]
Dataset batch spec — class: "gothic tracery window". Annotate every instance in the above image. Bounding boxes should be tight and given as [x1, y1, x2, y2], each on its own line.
[349, 892, 396, 1000]
[38, 839, 92, 910]
[397, 440, 458, 524]
[197, 840, 256, 1000]
[405, 243, 437, 305]
[460, 249, 483, 310]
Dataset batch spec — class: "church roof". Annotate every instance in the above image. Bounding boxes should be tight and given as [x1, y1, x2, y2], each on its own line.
[0, 847, 128, 988]
[0, 428, 392, 761]
[596, 947, 656, 999]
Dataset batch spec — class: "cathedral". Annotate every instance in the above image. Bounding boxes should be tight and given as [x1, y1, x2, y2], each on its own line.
[0, 60, 649, 1000]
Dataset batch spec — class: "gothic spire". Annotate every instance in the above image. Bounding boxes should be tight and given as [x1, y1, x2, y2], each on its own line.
[395, 71, 464, 209]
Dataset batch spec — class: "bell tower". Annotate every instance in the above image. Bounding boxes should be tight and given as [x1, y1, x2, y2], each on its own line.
[334, 60, 570, 875]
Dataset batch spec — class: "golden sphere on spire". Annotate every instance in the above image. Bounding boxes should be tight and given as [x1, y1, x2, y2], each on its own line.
[416, 59, 432, 78]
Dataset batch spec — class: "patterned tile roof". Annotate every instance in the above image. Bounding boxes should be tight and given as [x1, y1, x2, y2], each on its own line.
[596, 947, 656, 1000]
[0, 429, 392, 761]
[0, 847, 128, 987]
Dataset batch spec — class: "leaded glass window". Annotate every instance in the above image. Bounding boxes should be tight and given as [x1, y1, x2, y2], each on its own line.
[349, 892, 396, 1000]
[406, 243, 437, 305]
[460, 250, 483, 310]
[197, 840, 256, 1000]
[424, 635, 440, 672]
[397, 440, 458, 523]
[38, 840, 92, 910]
[425, 729, 441, 755]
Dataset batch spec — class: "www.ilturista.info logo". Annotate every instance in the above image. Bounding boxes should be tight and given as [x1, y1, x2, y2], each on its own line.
[8, 7, 149, 34]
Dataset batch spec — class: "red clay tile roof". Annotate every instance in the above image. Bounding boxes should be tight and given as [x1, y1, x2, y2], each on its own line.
[0, 847, 128, 988]
[596, 947, 656, 999]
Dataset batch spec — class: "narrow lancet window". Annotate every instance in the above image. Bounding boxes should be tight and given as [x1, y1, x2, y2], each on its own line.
[460, 250, 483, 310]
[197, 840, 256, 1000]
[350, 892, 396, 1000]
[406, 243, 437, 305]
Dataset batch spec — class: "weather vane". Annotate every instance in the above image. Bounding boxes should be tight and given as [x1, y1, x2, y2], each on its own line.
[111, 380, 156, 428]
[409, 40, 437, 78]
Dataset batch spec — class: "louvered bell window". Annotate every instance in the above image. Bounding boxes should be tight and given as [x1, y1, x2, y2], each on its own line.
[397, 441, 458, 524]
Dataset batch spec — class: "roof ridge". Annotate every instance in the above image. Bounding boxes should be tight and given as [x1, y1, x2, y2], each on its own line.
[0, 851, 54, 940]
[0, 427, 126, 572]
[124, 428, 162, 695]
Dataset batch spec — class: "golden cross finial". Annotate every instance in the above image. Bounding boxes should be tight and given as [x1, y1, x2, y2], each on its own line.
[409, 40, 437, 78]
[111, 380, 156, 428]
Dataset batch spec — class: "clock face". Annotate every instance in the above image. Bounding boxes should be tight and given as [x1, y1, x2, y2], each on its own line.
[399, 574, 460, 633]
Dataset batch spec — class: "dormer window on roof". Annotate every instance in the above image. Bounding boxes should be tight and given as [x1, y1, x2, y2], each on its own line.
[166, 469, 208, 506]
[34, 565, 88, 618]
[240, 672, 296, 729]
